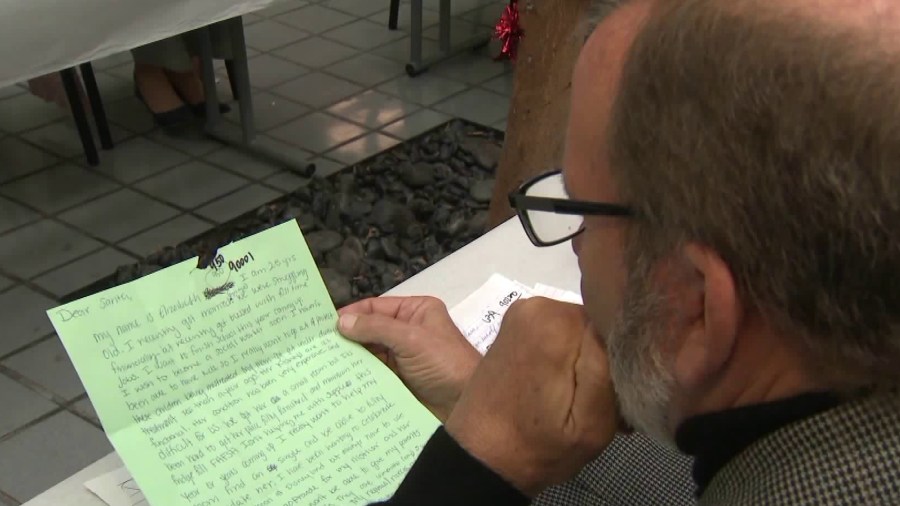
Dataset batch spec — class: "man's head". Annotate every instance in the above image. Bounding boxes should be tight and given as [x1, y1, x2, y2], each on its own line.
[566, 0, 900, 441]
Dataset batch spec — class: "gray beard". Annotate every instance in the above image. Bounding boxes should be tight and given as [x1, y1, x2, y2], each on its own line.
[603, 266, 677, 446]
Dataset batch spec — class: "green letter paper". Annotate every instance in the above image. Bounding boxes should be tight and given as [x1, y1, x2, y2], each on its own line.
[49, 221, 438, 506]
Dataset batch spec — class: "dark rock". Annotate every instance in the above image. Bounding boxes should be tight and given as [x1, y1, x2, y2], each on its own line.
[444, 213, 467, 237]
[449, 157, 467, 172]
[440, 191, 460, 204]
[327, 245, 363, 277]
[338, 173, 355, 192]
[282, 204, 301, 219]
[380, 264, 406, 289]
[422, 236, 441, 259]
[432, 205, 451, 225]
[305, 230, 343, 258]
[380, 238, 403, 262]
[398, 238, 419, 256]
[366, 240, 386, 260]
[296, 212, 315, 231]
[432, 162, 453, 180]
[320, 267, 352, 307]
[359, 189, 377, 203]
[370, 200, 398, 232]
[446, 185, 467, 202]
[461, 138, 502, 169]
[293, 186, 312, 202]
[439, 142, 456, 160]
[403, 223, 425, 240]
[409, 256, 429, 273]
[324, 204, 342, 230]
[339, 195, 373, 220]
[469, 179, 495, 204]
[466, 211, 489, 237]
[399, 162, 435, 189]
[344, 237, 365, 257]
[409, 198, 435, 219]
[311, 192, 331, 219]
[370, 200, 415, 233]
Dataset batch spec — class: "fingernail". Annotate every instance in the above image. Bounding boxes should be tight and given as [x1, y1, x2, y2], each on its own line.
[339, 314, 357, 331]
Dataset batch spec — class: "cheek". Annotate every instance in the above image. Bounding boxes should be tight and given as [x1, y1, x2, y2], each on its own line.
[577, 231, 628, 333]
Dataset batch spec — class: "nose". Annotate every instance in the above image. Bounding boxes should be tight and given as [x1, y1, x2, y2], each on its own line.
[571, 233, 583, 256]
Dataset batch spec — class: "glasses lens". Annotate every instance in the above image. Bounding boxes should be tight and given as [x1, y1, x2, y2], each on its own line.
[525, 173, 583, 244]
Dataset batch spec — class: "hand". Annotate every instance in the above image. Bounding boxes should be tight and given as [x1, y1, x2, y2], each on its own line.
[337, 296, 481, 422]
[444, 298, 619, 497]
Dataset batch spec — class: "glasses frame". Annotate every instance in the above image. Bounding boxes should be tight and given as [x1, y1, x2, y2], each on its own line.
[508, 170, 635, 247]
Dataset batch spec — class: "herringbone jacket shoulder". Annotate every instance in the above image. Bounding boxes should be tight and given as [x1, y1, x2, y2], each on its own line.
[701, 392, 900, 505]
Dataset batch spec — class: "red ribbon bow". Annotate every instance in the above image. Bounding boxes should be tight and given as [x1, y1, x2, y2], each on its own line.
[494, 1, 523, 61]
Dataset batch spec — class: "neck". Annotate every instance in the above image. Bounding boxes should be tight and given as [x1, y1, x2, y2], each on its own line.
[670, 319, 831, 431]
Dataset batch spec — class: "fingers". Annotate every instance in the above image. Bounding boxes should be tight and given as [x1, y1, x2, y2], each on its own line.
[338, 297, 408, 318]
[338, 312, 411, 353]
[339, 296, 447, 321]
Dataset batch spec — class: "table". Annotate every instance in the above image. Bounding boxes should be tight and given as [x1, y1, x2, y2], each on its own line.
[0, 0, 317, 171]
[23, 218, 580, 506]
[0, 0, 280, 88]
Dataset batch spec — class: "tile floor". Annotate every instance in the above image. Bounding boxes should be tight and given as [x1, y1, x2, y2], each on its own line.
[0, 0, 511, 503]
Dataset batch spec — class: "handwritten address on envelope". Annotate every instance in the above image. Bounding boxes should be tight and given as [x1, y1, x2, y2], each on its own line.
[50, 221, 439, 506]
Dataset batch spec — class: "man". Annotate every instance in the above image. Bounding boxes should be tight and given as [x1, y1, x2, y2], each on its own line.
[338, 0, 900, 504]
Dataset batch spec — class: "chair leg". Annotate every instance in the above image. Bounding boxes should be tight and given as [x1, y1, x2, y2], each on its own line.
[224, 60, 240, 101]
[389, 0, 400, 30]
[60, 68, 99, 166]
[78, 62, 113, 150]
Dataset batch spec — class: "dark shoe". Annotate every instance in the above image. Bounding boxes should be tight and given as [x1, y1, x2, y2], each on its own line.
[189, 102, 232, 118]
[134, 83, 194, 127]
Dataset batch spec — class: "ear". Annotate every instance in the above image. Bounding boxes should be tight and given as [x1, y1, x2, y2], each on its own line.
[671, 243, 742, 391]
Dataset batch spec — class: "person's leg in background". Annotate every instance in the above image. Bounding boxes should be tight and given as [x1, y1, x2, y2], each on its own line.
[131, 37, 196, 127]
[131, 28, 232, 128]
[181, 23, 235, 116]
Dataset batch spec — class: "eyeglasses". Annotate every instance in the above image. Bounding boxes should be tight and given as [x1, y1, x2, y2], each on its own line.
[508, 170, 634, 247]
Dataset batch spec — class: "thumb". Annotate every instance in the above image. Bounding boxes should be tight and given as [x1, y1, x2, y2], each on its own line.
[338, 312, 412, 353]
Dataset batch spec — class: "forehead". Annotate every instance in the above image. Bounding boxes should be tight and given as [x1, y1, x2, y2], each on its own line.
[564, 1, 654, 194]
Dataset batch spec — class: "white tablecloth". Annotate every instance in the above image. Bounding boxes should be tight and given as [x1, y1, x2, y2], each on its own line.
[0, 0, 281, 88]
[22, 218, 580, 506]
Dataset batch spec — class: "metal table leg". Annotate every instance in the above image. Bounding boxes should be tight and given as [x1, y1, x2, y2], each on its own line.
[388, 0, 400, 30]
[439, 0, 451, 52]
[405, 0, 492, 76]
[60, 68, 99, 166]
[79, 62, 114, 150]
[197, 27, 221, 124]
[407, 0, 424, 75]
[227, 18, 255, 146]
[197, 18, 314, 175]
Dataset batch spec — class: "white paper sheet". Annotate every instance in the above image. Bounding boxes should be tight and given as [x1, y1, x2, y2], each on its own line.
[448, 274, 582, 355]
[448, 274, 534, 354]
[83, 467, 146, 506]
[532, 282, 583, 305]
